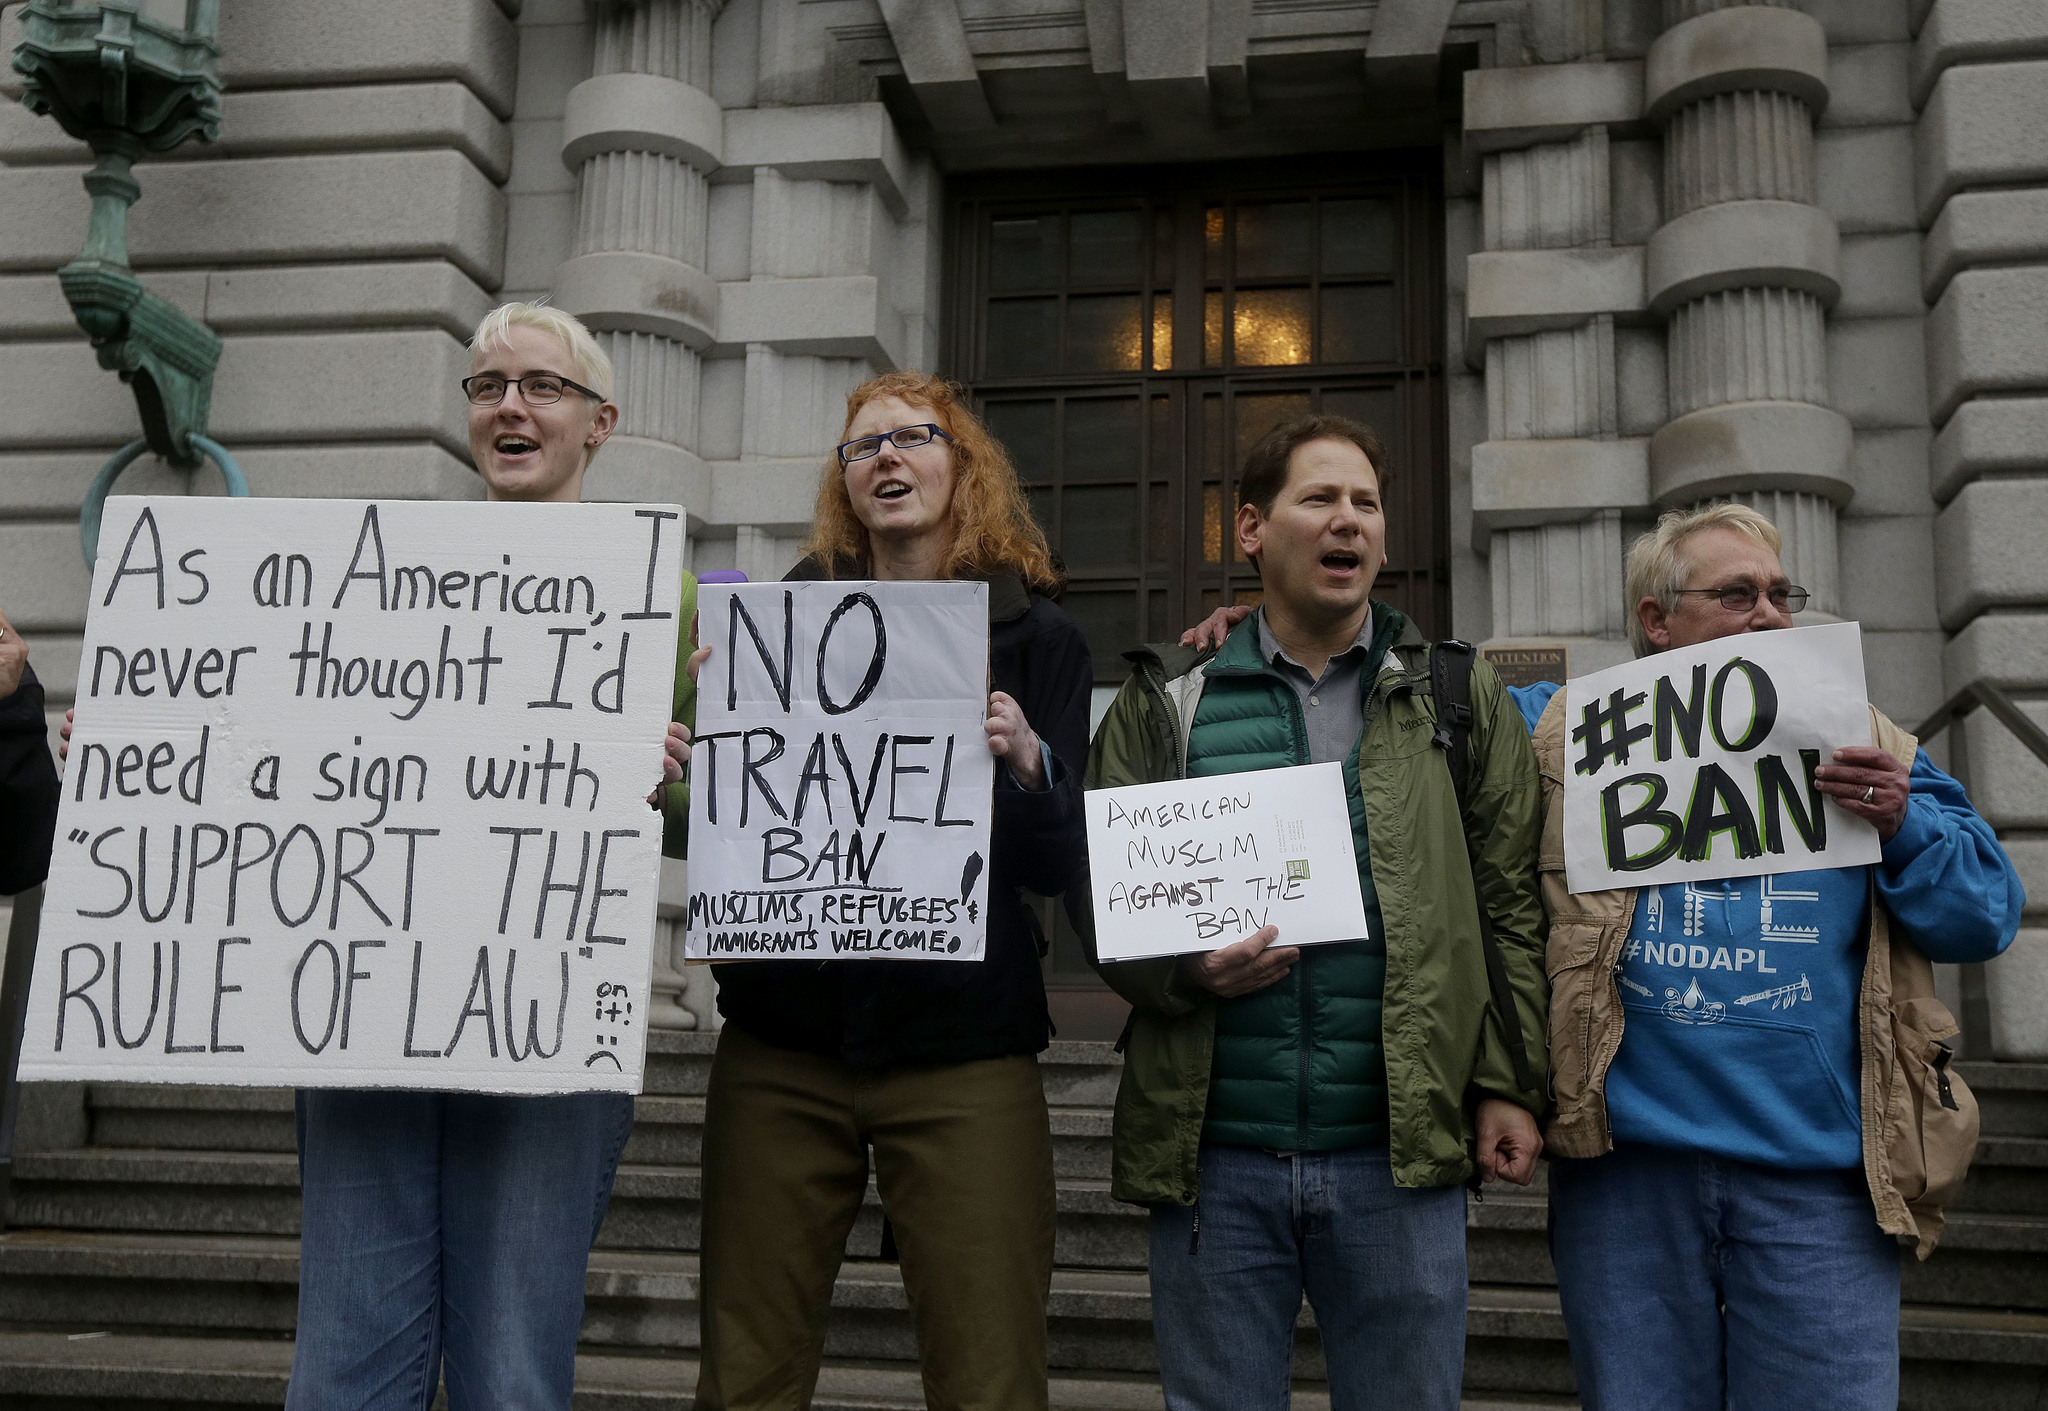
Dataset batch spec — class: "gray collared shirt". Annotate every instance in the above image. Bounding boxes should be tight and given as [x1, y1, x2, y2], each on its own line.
[1253, 607, 1376, 766]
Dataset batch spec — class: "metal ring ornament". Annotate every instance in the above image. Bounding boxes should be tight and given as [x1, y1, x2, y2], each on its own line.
[79, 434, 249, 567]
[1862, 784, 1875, 805]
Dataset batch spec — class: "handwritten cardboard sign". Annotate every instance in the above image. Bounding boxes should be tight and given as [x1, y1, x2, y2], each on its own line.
[19, 496, 683, 1094]
[682, 580, 993, 962]
[1562, 621, 1880, 892]
[1085, 762, 1370, 962]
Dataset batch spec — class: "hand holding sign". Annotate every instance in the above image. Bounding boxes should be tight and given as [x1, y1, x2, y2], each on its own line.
[1181, 923, 1298, 997]
[1815, 745, 1910, 840]
[1561, 621, 1880, 892]
[683, 581, 994, 962]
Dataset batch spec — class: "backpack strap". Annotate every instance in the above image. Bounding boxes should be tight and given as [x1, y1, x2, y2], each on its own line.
[1430, 640, 1539, 1097]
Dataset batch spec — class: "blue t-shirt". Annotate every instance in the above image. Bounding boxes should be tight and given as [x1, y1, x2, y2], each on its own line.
[1604, 749, 2022, 1168]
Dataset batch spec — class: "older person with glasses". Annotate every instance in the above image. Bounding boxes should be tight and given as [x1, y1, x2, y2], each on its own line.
[1529, 502, 2021, 1411]
[671, 372, 1092, 1411]
[283, 303, 694, 1411]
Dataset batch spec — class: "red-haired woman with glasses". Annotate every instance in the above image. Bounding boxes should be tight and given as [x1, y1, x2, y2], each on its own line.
[681, 372, 1092, 1411]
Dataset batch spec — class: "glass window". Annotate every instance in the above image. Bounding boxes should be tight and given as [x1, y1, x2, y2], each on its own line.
[989, 215, 1059, 291]
[1061, 588, 1139, 676]
[1060, 486, 1139, 568]
[1069, 209, 1144, 286]
[1233, 288, 1313, 366]
[1320, 284, 1399, 364]
[1321, 199, 1396, 275]
[1063, 397, 1142, 481]
[985, 299, 1057, 376]
[984, 399, 1057, 475]
[1065, 294, 1144, 372]
[1235, 201, 1313, 279]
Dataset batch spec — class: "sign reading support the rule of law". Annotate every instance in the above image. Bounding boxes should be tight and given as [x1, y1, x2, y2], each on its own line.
[682, 580, 994, 962]
[20, 496, 684, 1094]
[1086, 762, 1370, 962]
[1562, 621, 1881, 893]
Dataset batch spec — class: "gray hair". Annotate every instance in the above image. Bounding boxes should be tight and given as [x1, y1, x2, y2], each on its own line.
[1623, 503, 1783, 657]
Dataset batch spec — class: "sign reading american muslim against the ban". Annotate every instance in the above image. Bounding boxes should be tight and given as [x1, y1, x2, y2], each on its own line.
[1086, 762, 1370, 963]
[1562, 620, 1881, 893]
[682, 580, 993, 962]
[20, 496, 684, 1095]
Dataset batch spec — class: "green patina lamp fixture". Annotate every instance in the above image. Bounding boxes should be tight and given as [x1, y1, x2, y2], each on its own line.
[11, 0, 246, 562]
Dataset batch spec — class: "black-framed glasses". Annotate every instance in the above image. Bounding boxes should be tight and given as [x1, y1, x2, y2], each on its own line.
[462, 372, 603, 407]
[837, 423, 952, 464]
[1678, 583, 1811, 613]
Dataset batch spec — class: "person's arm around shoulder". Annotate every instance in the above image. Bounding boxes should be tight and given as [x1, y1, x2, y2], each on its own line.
[1460, 654, 1550, 1184]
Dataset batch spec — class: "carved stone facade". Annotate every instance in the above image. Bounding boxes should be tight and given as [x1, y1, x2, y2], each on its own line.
[1, 0, 2044, 1053]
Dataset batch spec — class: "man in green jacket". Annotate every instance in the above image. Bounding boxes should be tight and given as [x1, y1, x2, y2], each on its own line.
[1082, 415, 1549, 1411]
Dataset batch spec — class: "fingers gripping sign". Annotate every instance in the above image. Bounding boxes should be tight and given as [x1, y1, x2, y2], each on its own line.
[1182, 924, 1300, 999]
[1813, 745, 1910, 842]
[985, 689, 1043, 789]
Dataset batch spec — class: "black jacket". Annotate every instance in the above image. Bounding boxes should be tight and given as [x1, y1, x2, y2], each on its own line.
[713, 563, 1093, 1066]
[2, 663, 61, 896]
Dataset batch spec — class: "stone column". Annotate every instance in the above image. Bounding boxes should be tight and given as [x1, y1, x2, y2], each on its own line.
[1481, 128, 1629, 646]
[1463, 30, 1646, 671]
[1644, 1, 1849, 611]
[551, 0, 726, 1029]
[552, 0, 722, 521]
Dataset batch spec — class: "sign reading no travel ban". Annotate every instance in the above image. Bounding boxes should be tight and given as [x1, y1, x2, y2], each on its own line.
[20, 496, 684, 1094]
[683, 580, 994, 962]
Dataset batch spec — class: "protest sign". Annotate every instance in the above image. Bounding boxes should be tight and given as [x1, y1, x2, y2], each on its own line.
[1086, 762, 1370, 962]
[1562, 621, 1879, 892]
[20, 496, 683, 1094]
[682, 580, 993, 962]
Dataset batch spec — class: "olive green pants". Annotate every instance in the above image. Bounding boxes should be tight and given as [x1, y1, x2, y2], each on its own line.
[693, 1024, 1056, 1411]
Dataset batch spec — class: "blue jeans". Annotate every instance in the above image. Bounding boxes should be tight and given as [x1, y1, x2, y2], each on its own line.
[285, 1089, 635, 1411]
[1548, 1143, 1901, 1411]
[1148, 1145, 1469, 1411]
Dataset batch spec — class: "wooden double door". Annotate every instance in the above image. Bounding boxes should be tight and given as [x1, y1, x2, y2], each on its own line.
[945, 155, 1449, 1029]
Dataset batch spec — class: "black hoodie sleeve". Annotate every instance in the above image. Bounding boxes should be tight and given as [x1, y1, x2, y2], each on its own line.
[990, 599, 1092, 898]
[1, 663, 60, 895]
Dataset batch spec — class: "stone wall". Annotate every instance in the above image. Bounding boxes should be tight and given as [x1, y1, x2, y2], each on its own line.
[0, 0, 521, 748]
[1912, 0, 2048, 1060]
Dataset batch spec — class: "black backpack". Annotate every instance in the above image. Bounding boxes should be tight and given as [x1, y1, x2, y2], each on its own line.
[1428, 640, 1539, 1096]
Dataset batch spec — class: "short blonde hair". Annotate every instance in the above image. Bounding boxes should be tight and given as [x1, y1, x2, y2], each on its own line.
[1623, 503, 1783, 657]
[469, 302, 616, 401]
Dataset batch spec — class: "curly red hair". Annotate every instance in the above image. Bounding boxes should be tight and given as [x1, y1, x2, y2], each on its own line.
[804, 372, 1059, 592]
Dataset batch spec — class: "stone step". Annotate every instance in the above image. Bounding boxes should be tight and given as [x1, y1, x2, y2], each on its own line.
[1957, 1062, 2048, 1139]
[5, 1207, 2045, 1371]
[72, 1084, 2048, 1223]
[12, 1156, 2045, 1318]
[0, 1328, 1588, 1411]
[1949, 1136, 2048, 1215]
[1, 1290, 2042, 1410]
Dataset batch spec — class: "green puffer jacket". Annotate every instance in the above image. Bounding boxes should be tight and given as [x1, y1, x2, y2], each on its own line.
[1082, 611, 1550, 1201]
[1191, 609, 1401, 1152]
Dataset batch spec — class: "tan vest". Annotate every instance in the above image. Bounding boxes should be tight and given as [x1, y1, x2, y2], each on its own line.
[1534, 695, 1980, 1258]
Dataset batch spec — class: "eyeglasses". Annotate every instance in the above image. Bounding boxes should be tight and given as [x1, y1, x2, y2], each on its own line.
[1677, 584, 1811, 613]
[462, 373, 603, 407]
[837, 423, 952, 464]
